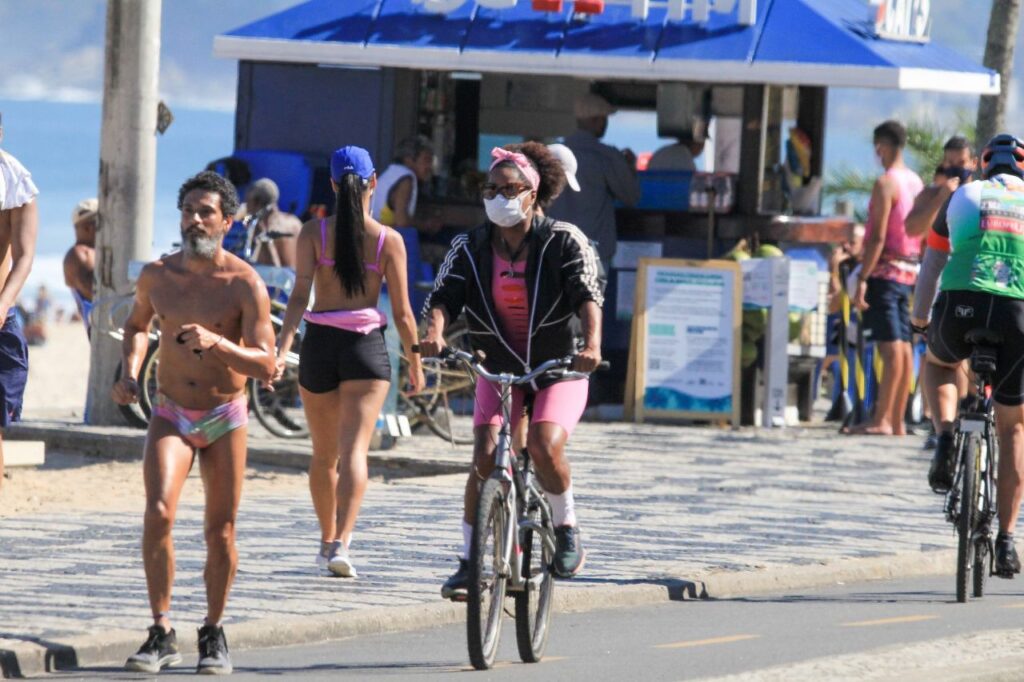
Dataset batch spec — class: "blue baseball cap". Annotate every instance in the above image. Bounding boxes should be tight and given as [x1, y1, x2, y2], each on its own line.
[331, 145, 375, 181]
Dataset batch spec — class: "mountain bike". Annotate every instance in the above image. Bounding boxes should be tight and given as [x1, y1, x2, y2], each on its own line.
[945, 329, 1000, 603]
[425, 348, 600, 670]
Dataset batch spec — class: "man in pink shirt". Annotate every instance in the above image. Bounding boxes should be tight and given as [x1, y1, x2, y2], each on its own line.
[848, 120, 924, 436]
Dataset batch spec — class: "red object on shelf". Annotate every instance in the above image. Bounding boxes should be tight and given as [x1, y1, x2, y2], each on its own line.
[532, 0, 563, 11]
[574, 0, 605, 13]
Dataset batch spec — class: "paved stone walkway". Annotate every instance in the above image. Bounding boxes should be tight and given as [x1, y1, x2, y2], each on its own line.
[0, 422, 953, 643]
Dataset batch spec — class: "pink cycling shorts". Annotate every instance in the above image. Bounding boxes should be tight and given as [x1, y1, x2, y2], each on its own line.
[472, 376, 589, 436]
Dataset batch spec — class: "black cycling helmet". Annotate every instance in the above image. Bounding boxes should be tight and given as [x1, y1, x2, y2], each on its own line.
[980, 133, 1024, 179]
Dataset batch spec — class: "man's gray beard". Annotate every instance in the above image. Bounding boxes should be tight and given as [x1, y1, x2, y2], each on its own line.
[183, 233, 219, 259]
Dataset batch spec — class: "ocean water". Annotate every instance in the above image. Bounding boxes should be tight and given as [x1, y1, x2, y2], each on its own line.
[0, 99, 235, 308]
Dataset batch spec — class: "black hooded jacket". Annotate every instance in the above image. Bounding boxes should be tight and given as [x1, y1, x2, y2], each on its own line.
[424, 215, 605, 388]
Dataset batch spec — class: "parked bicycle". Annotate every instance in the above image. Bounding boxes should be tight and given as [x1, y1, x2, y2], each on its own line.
[945, 329, 1000, 603]
[425, 347, 602, 670]
[397, 321, 475, 445]
[104, 297, 305, 438]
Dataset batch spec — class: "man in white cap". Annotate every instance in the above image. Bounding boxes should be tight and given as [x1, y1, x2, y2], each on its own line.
[64, 198, 98, 336]
[0, 111, 39, 490]
[547, 143, 581, 194]
[548, 92, 640, 270]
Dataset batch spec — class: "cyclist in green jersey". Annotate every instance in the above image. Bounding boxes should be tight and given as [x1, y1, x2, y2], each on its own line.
[926, 134, 1024, 577]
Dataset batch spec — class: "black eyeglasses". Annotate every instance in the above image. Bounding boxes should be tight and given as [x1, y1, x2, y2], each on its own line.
[481, 183, 532, 200]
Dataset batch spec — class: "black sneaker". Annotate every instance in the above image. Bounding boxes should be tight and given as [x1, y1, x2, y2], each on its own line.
[124, 624, 182, 673]
[441, 559, 469, 601]
[928, 432, 956, 493]
[553, 525, 586, 579]
[996, 534, 1022, 578]
[197, 624, 232, 675]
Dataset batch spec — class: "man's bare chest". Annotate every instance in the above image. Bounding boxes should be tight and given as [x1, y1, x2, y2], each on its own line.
[150, 277, 241, 329]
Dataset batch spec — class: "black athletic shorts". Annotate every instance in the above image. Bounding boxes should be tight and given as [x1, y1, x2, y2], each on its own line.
[929, 289, 1024, 406]
[298, 323, 391, 393]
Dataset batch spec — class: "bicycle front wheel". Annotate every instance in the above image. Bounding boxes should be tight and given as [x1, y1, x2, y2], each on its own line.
[467, 478, 510, 670]
[956, 432, 979, 603]
[514, 495, 555, 663]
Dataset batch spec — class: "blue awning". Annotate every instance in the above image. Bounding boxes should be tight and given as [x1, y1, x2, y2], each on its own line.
[214, 0, 999, 94]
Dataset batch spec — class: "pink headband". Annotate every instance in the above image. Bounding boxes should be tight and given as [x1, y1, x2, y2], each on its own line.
[489, 147, 540, 191]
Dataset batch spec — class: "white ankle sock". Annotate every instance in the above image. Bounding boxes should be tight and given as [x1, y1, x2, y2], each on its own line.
[461, 521, 473, 560]
[545, 486, 576, 527]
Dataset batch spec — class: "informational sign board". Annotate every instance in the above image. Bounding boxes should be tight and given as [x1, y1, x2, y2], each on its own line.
[626, 259, 741, 424]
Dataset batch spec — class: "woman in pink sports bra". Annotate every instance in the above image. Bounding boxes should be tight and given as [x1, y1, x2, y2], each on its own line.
[275, 146, 424, 578]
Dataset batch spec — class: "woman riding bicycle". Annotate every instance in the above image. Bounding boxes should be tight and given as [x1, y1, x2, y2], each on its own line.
[419, 143, 605, 598]
[275, 146, 424, 577]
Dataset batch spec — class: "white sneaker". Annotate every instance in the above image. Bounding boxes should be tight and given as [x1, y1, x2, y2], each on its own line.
[327, 552, 357, 578]
[316, 541, 357, 578]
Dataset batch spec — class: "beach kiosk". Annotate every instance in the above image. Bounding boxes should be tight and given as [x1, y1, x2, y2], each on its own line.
[214, 0, 998, 421]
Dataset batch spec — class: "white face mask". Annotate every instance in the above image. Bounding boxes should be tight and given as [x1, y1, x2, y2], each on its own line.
[484, 191, 531, 228]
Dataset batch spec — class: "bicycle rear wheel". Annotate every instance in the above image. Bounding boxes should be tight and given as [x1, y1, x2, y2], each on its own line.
[467, 478, 510, 670]
[400, 324, 475, 445]
[249, 361, 308, 439]
[514, 493, 555, 663]
[956, 433, 979, 603]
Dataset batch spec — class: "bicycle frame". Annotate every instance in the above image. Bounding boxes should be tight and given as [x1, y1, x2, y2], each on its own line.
[946, 357, 999, 572]
[428, 350, 585, 592]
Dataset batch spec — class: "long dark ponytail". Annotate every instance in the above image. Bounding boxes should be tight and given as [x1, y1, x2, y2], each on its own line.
[332, 174, 368, 297]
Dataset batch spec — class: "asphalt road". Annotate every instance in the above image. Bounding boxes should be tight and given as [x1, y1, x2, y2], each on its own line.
[58, 574, 1024, 681]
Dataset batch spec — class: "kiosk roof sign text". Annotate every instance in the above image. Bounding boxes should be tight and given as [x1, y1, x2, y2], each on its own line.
[872, 0, 931, 43]
[412, 0, 758, 25]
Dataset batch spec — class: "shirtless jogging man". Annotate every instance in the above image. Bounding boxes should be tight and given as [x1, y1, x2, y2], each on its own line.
[0, 112, 39, 492]
[112, 171, 276, 675]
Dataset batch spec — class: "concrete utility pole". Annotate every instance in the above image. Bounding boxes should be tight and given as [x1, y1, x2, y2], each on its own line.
[976, 0, 1021, 147]
[86, 0, 161, 425]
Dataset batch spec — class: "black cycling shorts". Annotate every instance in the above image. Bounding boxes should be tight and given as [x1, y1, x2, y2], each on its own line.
[298, 323, 391, 393]
[928, 289, 1024, 406]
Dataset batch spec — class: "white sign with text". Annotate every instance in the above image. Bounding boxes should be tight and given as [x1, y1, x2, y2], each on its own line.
[413, 0, 757, 24]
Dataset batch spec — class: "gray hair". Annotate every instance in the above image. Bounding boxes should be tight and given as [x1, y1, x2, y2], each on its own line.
[247, 178, 280, 210]
[394, 135, 433, 163]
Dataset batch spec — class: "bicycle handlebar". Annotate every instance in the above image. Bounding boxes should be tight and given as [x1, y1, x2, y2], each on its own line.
[425, 348, 607, 385]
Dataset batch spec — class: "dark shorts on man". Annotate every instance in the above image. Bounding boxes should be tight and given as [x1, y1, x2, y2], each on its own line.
[862, 277, 912, 343]
[0, 313, 29, 426]
[928, 289, 1024, 406]
[298, 322, 391, 393]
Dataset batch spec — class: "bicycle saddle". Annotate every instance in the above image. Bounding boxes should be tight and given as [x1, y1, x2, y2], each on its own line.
[965, 328, 1003, 346]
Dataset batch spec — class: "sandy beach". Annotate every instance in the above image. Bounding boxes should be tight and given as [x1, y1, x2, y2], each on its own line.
[22, 319, 91, 421]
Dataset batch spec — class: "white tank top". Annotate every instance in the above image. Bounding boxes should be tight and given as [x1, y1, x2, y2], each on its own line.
[371, 163, 417, 226]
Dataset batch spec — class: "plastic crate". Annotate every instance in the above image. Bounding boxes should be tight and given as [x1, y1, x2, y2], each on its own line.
[636, 170, 692, 211]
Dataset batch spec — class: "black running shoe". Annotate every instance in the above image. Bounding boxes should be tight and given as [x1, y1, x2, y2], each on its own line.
[197, 624, 232, 675]
[928, 431, 956, 493]
[996, 534, 1022, 578]
[553, 525, 586, 579]
[441, 559, 469, 601]
[124, 624, 182, 673]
